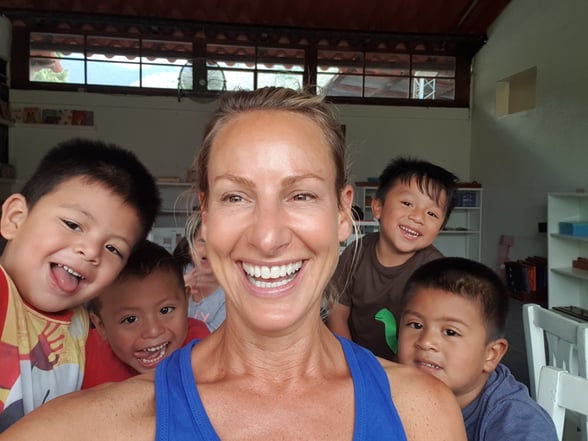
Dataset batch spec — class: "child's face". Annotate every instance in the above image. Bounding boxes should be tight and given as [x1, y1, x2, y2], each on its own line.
[0, 177, 142, 313]
[398, 287, 501, 408]
[91, 268, 189, 374]
[193, 228, 210, 269]
[372, 178, 446, 263]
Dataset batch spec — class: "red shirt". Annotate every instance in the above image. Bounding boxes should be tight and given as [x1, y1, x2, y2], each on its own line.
[82, 318, 209, 388]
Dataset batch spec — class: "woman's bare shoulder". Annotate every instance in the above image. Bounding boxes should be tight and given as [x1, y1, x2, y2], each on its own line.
[378, 359, 467, 441]
[1, 374, 157, 441]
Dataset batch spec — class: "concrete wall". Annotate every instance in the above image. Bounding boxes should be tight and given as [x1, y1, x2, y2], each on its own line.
[470, 0, 588, 268]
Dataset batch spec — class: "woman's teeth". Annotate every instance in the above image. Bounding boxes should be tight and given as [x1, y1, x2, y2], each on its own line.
[242, 261, 302, 288]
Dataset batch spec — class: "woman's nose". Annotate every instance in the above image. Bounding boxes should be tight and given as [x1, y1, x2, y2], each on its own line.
[247, 199, 291, 256]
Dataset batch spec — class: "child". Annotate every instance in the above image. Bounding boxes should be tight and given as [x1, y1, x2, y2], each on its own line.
[327, 156, 458, 360]
[397, 257, 558, 441]
[83, 240, 209, 388]
[0, 138, 160, 431]
[172, 217, 225, 332]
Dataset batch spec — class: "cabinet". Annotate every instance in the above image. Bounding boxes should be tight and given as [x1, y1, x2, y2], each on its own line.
[348, 183, 482, 261]
[547, 192, 588, 309]
[148, 181, 196, 253]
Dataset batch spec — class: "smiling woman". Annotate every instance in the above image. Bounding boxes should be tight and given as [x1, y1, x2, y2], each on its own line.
[0, 87, 467, 441]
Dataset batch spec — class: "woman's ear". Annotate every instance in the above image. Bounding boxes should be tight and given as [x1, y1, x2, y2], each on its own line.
[0, 194, 29, 240]
[338, 184, 354, 243]
[483, 337, 508, 373]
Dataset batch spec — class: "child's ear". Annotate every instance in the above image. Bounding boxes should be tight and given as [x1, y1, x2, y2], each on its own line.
[483, 337, 508, 373]
[89, 312, 108, 340]
[371, 197, 382, 221]
[0, 194, 29, 240]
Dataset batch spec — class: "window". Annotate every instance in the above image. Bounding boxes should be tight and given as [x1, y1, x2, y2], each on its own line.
[318, 50, 456, 100]
[10, 14, 484, 106]
[29, 33, 192, 89]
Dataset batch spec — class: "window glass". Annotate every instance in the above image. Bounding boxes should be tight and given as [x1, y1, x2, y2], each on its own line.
[25, 30, 467, 105]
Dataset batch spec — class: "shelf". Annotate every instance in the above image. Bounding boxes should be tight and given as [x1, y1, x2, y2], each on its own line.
[551, 267, 588, 282]
[156, 181, 192, 187]
[0, 117, 13, 127]
[13, 122, 95, 130]
[453, 206, 481, 211]
[440, 230, 480, 235]
[550, 233, 588, 243]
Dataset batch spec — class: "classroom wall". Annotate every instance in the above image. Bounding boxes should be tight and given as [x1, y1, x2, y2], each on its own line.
[470, 0, 588, 268]
[9, 89, 472, 196]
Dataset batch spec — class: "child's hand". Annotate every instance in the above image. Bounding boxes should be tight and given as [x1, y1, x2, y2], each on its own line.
[184, 266, 219, 301]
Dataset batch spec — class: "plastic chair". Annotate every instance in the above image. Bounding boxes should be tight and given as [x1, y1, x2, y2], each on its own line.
[523, 303, 588, 441]
[537, 366, 588, 441]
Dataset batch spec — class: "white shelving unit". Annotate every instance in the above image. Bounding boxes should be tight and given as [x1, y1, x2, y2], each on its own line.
[435, 187, 482, 261]
[354, 181, 378, 222]
[547, 192, 588, 309]
[349, 183, 483, 261]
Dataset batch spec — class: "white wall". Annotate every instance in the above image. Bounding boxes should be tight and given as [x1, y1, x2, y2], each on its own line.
[470, 0, 588, 268]
[9, 89, 472, 191]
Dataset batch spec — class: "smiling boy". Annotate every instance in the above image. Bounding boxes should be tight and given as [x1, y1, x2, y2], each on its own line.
[398, 257, 557, 441]
[328, 157, 458, 360]
[83, 240, 209, 388]
[0, 138, 160, 431]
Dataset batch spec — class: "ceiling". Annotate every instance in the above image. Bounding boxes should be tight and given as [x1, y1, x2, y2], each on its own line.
[1, 0, 512, 37]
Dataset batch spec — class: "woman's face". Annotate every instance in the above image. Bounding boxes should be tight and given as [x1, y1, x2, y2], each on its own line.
[201, 110, 352, 333]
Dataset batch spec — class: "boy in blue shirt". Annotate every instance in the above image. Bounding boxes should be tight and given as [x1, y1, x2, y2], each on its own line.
[398, 257, 558, 441]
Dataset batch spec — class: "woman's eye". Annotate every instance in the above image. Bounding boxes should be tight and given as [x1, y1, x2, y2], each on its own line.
[63, 219, 81, 231]
[293, 192, 314, 202]
[105, 244, 122, 257]
[223, 194, 243, 203]
[121, 316, 138, 325]
[160, 306, 175, 315]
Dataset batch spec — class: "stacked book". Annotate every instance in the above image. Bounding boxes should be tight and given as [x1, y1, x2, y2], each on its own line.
[504, 256, 547, 300]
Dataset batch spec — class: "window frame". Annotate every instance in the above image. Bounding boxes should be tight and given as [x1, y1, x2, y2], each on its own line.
[8, 12, 485, 107]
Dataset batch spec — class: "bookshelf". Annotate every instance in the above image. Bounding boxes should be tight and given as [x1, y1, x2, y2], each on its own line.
[547, 192, 588, 309]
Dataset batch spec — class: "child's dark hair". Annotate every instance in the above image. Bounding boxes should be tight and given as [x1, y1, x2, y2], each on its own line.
[87, 240, 185, 316]
[20, 138, 161, 240]
[375, 156, 458, 227]
[172, 236, 192, 270]
[401, 257, 509, 341]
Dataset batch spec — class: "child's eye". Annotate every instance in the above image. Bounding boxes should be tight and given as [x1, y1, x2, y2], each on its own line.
[121, 315, 138, 325]
[62, 219, 81, 231]
[427, 210, 440, 219]
[105, 244, 123, 257]
[160, 306, 175, 315]
[443, 329, 460, 337]
[401, 201, 412, 207]
[406, 321, 423, 330]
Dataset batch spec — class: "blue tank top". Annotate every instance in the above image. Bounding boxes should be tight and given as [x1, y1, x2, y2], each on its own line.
[155, 335, 407, 440]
